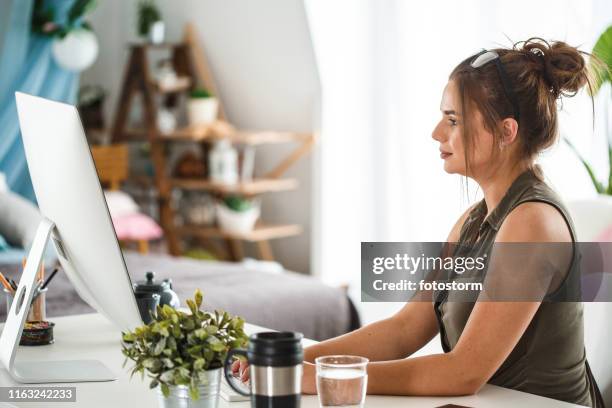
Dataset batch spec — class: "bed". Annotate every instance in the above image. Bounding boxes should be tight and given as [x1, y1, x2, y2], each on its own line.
[0, 251, 359, 341]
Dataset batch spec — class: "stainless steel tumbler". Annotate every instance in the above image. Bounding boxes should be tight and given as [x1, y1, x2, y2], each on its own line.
[224, 331, 303, 408]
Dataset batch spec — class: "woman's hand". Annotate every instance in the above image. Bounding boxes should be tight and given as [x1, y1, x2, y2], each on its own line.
[301, 361, 317, 394]
[230, 359, 250, 383]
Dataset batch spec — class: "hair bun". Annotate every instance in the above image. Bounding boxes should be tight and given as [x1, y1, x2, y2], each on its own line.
[520, 38, 588, 97]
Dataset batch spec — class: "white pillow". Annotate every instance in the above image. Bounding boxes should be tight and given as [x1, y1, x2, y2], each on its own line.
[103, 190, 140, 218]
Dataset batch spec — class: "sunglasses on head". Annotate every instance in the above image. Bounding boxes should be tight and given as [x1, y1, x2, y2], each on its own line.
[470, 49, 520, 123]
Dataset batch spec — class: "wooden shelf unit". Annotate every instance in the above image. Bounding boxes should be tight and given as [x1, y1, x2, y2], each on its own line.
[117, 125, 311, 145]
[110, 24, 314, 262]
[175, 223, 302, 242]
[170, 178, 298, 195]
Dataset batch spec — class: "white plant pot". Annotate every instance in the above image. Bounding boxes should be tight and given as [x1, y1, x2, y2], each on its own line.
[187, 98, 219, 126]
[52, 28, 99, 72]
[148, 21, 165, 44]
[215, 202, 260, 234]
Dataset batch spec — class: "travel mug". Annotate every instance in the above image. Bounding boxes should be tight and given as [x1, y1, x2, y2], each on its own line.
[224, 331, 303, 408]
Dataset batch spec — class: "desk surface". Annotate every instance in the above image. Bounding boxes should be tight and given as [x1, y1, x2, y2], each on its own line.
[0, 313, 584, 408]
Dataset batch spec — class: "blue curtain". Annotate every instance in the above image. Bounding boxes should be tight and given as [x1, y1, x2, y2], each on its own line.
[0, 0, 78, 201]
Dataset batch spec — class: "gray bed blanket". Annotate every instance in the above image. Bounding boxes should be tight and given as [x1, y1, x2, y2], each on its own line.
[0, 252, 354, 340]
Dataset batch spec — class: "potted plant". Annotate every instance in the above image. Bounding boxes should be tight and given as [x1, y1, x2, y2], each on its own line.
[122, 290, 248, 408]
[137, 0, 164, 44]
[187, 88, 219, 126]
[564, 25, 612, 196]
[216, 196, 260, 234]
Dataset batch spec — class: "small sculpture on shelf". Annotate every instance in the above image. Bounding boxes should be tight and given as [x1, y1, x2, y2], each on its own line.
[173, 151, 206, 179]
[179, 192, 216, 227]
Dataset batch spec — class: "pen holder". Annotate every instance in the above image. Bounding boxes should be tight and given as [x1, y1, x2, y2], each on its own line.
[3, 286, 47, 322]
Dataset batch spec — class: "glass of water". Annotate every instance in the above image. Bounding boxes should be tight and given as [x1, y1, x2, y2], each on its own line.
[315, 355, 368, 408]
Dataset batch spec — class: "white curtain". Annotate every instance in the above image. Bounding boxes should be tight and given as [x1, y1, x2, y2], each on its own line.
[306, 0, 612, 323]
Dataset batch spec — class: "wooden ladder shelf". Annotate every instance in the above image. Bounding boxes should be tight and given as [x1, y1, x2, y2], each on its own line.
[110, 23, 314, 261]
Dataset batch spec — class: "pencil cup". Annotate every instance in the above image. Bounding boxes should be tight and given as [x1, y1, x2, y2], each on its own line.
[3, 287, 47, 322]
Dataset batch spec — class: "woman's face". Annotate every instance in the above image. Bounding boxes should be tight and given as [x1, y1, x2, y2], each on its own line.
[431, 80, 495, 177]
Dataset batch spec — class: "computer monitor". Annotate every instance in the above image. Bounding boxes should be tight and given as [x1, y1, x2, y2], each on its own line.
[0, 93, 142, 383]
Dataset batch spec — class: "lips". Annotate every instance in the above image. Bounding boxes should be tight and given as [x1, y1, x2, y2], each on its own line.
[439, 150, 452, 159]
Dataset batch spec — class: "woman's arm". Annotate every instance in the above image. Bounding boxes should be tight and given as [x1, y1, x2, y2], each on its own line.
[364, 301, 541, 395]
[304, 203, 477, 365]
[302, 202, 572, 395]
[304, 300, 439, 363]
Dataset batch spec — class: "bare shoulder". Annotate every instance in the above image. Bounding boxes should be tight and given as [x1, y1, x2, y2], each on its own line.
[497, 201, 572, 243]
[447, 202, 480, 243]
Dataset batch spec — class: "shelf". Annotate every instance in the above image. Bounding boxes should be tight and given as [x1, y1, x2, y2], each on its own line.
[150, 77, 192, 93]
[175, 223, 302, 242]
[170, 178, 298, 194]
[119, 123, 312, 145]
[130, 42, 185, 49]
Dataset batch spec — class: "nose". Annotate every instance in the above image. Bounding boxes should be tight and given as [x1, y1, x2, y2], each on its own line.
[431, 121, 445, 142]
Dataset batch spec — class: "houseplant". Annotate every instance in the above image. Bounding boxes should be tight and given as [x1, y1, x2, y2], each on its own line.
[31, 0, 99, 72]
[565, 25, 612, 195]
[216, 196, 260, 234]
[137, 0, 164, 44]
[187, 88, 219, 126]
[121, 289, 248, 408]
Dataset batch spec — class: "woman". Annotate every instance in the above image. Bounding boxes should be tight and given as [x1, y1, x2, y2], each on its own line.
[235, 38, 604, 407]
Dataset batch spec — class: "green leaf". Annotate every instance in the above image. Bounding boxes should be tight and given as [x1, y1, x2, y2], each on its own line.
[564, 137, 606, 193]
[194, 358, 205, 371]
[186, 299, 197, 315]
[162, 304, 175, 316]
[153, 338, 166, 356]
[194, 289, 203, 308]
[590, 25, 612, 96]
[189, 381, 200, 400]
[161, 383, 170, 397]
[143, 358, 162, 372]
[67, 0, 97, 25]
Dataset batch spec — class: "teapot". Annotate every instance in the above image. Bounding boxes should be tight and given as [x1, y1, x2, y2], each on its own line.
[133, 271, 180, 309]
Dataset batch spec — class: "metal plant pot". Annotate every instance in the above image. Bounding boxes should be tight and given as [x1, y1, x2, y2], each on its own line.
[157, 368, 221, 408]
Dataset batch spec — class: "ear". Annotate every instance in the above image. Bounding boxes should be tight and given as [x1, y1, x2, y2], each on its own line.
[500, 118, 519, 146]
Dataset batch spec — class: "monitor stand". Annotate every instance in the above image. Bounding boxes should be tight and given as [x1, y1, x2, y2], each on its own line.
[0, 218, 116, 383]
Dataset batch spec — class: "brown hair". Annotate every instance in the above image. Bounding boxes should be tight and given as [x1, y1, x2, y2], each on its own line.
[449, 38, 597, 177]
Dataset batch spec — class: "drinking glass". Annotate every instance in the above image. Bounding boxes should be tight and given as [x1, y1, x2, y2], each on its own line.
[315, 355, 368, 408]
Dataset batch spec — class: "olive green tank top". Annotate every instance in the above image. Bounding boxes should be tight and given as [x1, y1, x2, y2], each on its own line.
[433, 167, 604, 408]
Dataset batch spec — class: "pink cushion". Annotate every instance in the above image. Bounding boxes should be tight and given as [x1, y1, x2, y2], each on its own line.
[112, 213, 163, 241]
[596, 224, 612, 242]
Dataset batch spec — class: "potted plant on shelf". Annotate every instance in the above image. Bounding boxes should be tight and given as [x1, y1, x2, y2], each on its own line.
[121, 289, 248, 408]
[216, 196, 260, 235]
[187, 88, 219, 126]
[137, 0, 164, 44]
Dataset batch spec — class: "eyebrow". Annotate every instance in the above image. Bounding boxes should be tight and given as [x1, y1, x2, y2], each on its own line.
[442, 109, 458, 115]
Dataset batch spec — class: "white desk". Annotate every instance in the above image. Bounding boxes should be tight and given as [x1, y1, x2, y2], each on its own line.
[0, 313, 584, 408]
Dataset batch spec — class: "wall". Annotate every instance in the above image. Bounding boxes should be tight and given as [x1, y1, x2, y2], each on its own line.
[82, 0, 320, 274]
